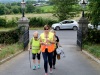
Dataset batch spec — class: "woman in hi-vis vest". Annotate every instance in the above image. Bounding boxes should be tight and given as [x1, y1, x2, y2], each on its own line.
[40, 25, 55, 75]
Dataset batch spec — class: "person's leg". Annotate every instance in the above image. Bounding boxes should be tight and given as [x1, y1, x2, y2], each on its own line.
[52, 49, 57, 69]
[37, 53, 41, 69]
[42, 52, 48, 74]
[48, 52, 53, 73]
[32, 53, 36, 70]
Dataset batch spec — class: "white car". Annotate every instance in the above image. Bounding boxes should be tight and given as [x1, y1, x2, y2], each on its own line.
[88, 23, 100, 30]
[52, 20, 79, 30]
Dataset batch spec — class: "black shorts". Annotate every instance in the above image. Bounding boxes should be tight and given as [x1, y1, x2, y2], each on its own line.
[32, 53, 41, 60]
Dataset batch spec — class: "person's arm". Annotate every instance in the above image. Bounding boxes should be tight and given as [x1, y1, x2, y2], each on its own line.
[56, 36, 61, 47]
[40, 36, 46, 45]
[51, 34, 55, 44]
[58, 42, 61, 47]
[28, 38, 32, 50]
[46, 33, 55, 44]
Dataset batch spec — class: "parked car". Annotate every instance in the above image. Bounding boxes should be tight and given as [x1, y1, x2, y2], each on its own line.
[51, 20, 79, 30]
[88, 23, 100, 30]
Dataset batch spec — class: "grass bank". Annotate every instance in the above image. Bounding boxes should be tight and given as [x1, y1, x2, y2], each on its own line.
[0, 13, 57, 20]
[83, 44, 100, 59]
[40, 5, 54, 13]
[0, 27, 17, 32]
[0, 43, 23, 61]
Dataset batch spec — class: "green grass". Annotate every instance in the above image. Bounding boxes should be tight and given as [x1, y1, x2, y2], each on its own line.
[0, 43, 23, 60]
[83, 44, 100, 59]
[0, 27, 17, 32]
[0, 13, 57, 20]
[40, 5, 54, 13]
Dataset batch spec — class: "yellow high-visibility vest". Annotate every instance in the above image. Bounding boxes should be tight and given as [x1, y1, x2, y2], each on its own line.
[30, 38, 40, 54]
[40, 32, 55, 53]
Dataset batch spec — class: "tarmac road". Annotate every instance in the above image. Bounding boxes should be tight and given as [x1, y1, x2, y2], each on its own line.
[0, 30, 100, 75]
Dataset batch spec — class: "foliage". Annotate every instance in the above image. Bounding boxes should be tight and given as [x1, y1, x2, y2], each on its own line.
[83, 43, 100, 58]
[6, 18, 18, 27]
[11, 5, 20, 14]
[29, 17, 58, 27]
[0, 43, 23, 61]
[0, 4, 6, 15]
[26, 4, 35, 13]
[0, 28, 21, 44]
[34, 7, 44, 13]
[40, 5, 54, 13]
[0, 17, 6, 27]
[83, 29, 100, 44]
[0, 17, 18, 28]
[51, 0, 79, 21]
[87, 0, 100, 28]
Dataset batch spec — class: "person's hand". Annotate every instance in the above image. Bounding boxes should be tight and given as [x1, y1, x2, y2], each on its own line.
[28, 49, 30, 51]
[46, 39, 51, 43]
[59, 45, 62, 47]
[38, 50, 41, 54]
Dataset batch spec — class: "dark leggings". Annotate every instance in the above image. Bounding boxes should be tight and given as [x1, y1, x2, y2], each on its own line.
[42, 49, 53, 73]
[52, 49, 57, 66]
[32, 53, 40, 60]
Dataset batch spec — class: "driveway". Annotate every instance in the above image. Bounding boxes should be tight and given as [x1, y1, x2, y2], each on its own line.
[0, 30, 100, 75]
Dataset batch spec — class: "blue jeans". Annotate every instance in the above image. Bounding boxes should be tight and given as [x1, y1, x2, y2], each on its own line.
[42, 48, 53, 73]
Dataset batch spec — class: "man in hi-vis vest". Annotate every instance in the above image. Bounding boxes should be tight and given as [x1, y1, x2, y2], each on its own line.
[28, 31, 41, 70]
[40, 25, 55, 75]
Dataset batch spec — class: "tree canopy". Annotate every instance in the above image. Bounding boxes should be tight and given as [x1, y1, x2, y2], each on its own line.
[51, 0, 79, 21]
[87, 0, 100, 27]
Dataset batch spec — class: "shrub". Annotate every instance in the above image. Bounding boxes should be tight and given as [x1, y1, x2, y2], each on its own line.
[6, 18, 18, 27]
[0, 18, 7, 27]
[84, 29, 100, 44]
[0, 28, 21, 44]
[29, 17, 58, 27]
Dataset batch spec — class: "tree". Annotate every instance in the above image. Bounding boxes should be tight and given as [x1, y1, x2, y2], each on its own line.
[0, 4, 6, 15]
[87, 0, 100, 28]
[11, 6, 20, 14]
[26, 4, 35, 13]
[51, 0, 79, 21]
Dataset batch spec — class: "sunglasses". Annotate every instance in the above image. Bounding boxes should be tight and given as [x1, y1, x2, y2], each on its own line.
[44, 28, 49, 30]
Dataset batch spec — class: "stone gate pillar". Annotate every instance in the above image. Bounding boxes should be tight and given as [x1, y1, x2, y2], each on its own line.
[18, 17, 30, 50]
[77, 17, 89, 50]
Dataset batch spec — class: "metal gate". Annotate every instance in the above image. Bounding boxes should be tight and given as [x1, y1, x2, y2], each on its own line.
[19, 26, 29, 50]
[23, 27, 29, 49]
[77, 29, 82, 50]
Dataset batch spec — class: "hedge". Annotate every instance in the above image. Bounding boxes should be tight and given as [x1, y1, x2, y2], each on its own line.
[29, 17, 58, 27]
[0, 17, 58, 28]
[0, 28, 21, 44]
[84, 29, 100, 44]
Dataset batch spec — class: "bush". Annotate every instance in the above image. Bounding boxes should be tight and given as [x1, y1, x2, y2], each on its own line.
[6, 18, 18, 27]
[84, 29, 100, 44]
[29, 17, 58, 27]
[0, 28, 21, 44]
[0, 18, 7, 27]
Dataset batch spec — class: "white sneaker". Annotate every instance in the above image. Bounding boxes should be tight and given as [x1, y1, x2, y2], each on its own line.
[49, 68, 53, 73]
[45, 73, 48, 75]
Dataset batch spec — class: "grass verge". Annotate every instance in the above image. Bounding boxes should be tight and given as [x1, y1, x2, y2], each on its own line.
[0, 27, 17, 32]
[0, 43, 23, 61]
[83, 44, 100, 59]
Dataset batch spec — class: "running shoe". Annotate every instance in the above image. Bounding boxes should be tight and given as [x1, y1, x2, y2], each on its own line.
[37, 65, 40, 69]
[32, 65, 36, 70]
[49, 68, 53, 73]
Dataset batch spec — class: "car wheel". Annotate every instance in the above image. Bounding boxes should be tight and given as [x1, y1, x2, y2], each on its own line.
[73, 26, 78, 30]
[56, 26, 60, 30]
